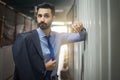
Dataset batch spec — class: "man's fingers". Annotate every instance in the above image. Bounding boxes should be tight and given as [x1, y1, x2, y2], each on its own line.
[72, 24, 79, 32]
[52, 60, 56, 62]
[49, 59, 56, 64]
[72, 22, 84, 32]
[45, 59, 56, 70]
[52, 60, 56, 64]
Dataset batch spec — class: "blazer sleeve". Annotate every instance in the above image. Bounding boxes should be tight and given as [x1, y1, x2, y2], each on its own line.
[12, 34, 35, 80]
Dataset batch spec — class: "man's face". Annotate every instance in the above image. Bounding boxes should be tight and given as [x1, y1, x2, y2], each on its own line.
[37, 8, 54, 30]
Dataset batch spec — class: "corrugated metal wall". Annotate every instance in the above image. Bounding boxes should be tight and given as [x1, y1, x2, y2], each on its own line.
[68, 0, 120, 80]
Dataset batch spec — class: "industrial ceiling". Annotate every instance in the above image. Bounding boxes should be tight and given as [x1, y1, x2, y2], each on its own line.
[1, 0, 74, 21]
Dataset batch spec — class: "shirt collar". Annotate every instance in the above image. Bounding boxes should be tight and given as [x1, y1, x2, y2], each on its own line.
[37, 28, 53, 38]
[37, 28, 46, 38]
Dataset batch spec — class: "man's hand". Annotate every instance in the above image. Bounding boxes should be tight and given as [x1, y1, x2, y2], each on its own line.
[71, 21, 84, 32]
[45, 59, 56, 70]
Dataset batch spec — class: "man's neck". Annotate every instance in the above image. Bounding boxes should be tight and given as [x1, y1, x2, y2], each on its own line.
[42, 28, 51, 36]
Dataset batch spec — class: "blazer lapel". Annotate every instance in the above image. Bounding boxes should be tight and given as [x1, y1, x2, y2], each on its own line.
[31, 30, 44, 60]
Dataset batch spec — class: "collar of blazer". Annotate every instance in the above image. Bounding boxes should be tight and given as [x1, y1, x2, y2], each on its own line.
[30, 30, 44, 60]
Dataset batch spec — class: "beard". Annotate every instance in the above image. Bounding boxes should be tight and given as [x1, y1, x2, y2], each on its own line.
[37, 22, 50, 30]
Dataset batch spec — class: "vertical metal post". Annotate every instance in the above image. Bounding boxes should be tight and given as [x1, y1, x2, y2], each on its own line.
[81, 30, 87, 80]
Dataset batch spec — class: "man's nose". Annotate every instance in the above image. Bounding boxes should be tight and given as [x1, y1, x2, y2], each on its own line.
[41, 17, 45, 22]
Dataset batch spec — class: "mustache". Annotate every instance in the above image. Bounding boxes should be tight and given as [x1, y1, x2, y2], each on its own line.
[38, 22, 47, 25]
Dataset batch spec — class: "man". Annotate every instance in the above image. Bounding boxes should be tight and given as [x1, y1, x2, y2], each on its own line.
[12, 2, 86, 80]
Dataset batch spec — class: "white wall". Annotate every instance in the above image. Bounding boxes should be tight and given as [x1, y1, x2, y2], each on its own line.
[71, 0, 120, 80]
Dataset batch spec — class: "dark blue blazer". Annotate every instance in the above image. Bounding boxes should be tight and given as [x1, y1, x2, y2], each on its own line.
[12, 30, 46, 80]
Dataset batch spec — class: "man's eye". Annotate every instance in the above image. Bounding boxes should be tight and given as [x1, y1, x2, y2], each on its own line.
[38, 14, 42, 17]
[44, 15, 49, 18]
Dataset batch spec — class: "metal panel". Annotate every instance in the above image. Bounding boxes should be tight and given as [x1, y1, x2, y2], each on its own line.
[71, 0, 120, 80]
[110, 0, 120, 79]
[74, 0, 101, 80]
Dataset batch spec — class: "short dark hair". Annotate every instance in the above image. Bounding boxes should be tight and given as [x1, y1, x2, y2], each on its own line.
[37, 2, 55, 16]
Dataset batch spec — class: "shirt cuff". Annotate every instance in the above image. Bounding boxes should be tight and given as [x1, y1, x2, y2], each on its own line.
[79, 28, 87, 41]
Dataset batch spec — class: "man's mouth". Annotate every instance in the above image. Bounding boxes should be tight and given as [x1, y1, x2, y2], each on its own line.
[39, 22, 47, 27]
